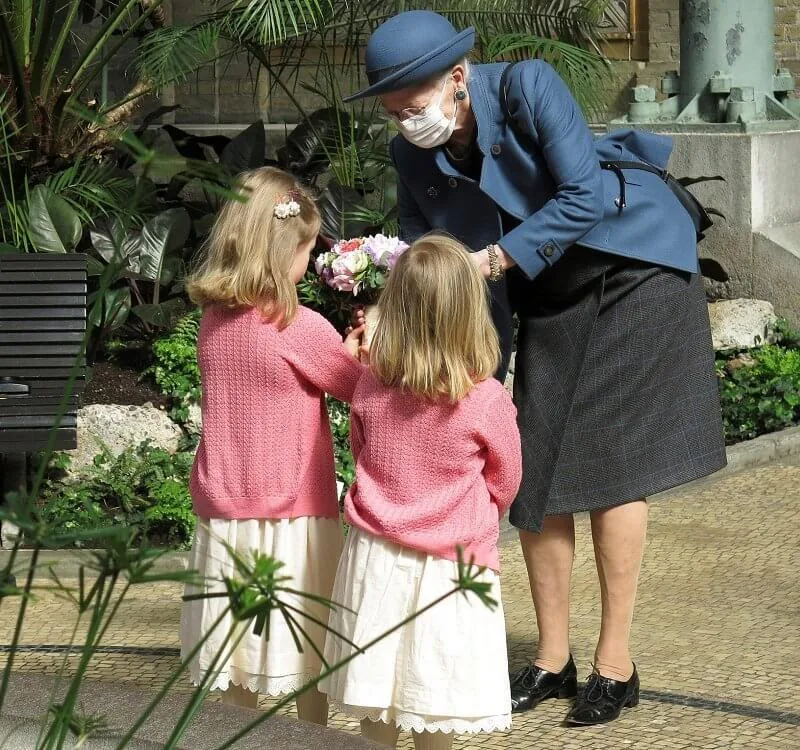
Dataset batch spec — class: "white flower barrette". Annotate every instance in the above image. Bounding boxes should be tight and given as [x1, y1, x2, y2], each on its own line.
[274, 190, 302, 220]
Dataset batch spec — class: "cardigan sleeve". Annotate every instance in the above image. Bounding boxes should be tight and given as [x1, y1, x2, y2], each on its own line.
[497, 60, 604, 280]
[477, 384, 523, 512]
[282, 308, 365, 403]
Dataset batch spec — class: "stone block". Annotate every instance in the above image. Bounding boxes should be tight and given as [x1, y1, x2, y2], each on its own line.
[67, 404, 183, 476]
[707, 299, 778, 351]
[631, 85, 657, 102]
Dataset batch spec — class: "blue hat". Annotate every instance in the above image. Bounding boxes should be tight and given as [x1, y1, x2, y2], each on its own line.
[343, 11, 475, 103]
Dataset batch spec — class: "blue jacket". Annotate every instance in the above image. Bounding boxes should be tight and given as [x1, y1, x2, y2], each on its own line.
[391, 61, 698, 280]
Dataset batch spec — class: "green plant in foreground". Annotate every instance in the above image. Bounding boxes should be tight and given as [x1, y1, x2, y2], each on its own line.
[716, 335, 800, 445]
[36, 443, 196, 548]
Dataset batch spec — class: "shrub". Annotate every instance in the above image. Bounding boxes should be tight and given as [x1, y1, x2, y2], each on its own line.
[37, 443, 196, 548]
[147, 310, 202, 423]
[716, 333, 800, 445]
[328, 397, 355, 490]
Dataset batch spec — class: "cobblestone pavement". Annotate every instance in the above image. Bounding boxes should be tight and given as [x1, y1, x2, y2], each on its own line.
[2, 460, 799, 749]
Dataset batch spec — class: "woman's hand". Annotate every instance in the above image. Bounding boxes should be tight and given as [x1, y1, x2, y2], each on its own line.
[470, 245, 516, 279]
[470, 248, 492, 279]
[344, 324, 366, 358]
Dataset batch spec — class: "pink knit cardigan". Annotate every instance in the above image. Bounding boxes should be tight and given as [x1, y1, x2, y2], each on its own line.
[190, 305, 363, 521]
[344, 371, 523, 571]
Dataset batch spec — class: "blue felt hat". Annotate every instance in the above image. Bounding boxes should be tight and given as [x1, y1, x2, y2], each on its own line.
[343, 11, 475, 103]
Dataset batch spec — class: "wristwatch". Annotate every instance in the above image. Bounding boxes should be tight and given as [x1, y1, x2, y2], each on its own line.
[485, 244, 504, 282]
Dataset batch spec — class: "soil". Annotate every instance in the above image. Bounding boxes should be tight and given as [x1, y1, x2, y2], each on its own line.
[81, 360, 169, 409]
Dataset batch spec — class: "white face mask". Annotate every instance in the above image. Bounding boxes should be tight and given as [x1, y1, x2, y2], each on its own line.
[394, 77, 458, 149]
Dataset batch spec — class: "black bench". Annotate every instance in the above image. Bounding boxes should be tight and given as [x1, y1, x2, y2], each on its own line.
[0, 253, 88, 514]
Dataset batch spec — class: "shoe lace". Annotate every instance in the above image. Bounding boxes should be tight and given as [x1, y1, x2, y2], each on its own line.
[511, 663, 539, 689]
[584, 665, 604, 703]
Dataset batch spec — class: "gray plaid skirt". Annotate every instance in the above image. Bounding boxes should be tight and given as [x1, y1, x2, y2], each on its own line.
[507, 246, 727, 533]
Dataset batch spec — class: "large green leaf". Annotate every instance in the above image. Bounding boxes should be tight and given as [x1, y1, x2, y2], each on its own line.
[90, 218, 136, 266]
[28, 185, 82, 253]
[220, 121, 266, 173]
[88, 286, 132, 331]
[136, 208, 191, 283]
[132, 298, 185, 328]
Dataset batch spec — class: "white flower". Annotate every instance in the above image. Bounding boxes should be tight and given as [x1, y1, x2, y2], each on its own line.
[332, 249, 370, 277]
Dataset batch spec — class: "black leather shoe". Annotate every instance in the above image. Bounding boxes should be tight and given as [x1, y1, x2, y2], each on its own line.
[565, 667, 640, 726]
[510, 656, 578, 713]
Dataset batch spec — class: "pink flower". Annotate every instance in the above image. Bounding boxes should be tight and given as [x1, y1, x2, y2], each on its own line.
[330, 273, 357, 292]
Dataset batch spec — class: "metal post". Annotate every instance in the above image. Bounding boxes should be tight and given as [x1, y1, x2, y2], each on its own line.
[678, 0, 776, 121]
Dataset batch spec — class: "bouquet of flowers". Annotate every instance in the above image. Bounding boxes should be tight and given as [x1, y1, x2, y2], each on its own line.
[313, 234, 409, 305]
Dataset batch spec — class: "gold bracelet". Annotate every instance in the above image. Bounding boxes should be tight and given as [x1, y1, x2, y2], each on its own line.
[486, 244, 504, 281]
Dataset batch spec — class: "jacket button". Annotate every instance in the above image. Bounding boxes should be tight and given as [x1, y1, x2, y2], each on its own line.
[448, 177, 458, 188]
[543, 244, 555, 257]
[490, 144, 502, 156]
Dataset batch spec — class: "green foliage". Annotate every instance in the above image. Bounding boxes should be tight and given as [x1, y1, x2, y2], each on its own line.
[147, 310, 202, 423]
[36, 443, 196, 548]
[328, 396, 355, 489]
[716, 330, 800, 445]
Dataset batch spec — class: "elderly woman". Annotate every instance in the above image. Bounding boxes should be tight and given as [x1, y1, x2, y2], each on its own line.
[343, 10, 726, 728]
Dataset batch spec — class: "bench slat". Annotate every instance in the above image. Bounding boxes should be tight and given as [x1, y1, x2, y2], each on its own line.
[0, 254, 89, 271]
[0, 294, 86, 307]
[0, 332, 85, 344]
[0, 428, 78, 452]
[0, 270, 88, 282]
[0, 308, 85, 320]
[0, 414, 77, 428]
[0, 343, 87, 356]
[0, 319, 86, 331]
[0, 282, 87, 294]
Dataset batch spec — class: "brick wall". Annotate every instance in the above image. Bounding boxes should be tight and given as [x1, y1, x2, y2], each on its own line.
[647, 0, 680, 65]
[776, 0, 800, 82]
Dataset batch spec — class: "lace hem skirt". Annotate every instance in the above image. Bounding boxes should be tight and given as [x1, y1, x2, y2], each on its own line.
[180, 516, 343, 696]
[319, 528, 512, 734]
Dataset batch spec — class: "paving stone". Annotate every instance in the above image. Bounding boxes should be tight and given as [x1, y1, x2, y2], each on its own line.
[2, 460, 799, 748]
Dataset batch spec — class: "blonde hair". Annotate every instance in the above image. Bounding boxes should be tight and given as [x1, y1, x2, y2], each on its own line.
[187, 166, 320, 327]
[370, 234, 499, 402]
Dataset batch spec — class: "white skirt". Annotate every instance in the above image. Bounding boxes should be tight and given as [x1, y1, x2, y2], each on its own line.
[320, 528, 512, 734]
[180, 516, 343, 696]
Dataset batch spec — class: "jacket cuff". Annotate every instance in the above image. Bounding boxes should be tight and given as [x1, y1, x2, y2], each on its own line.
[497, 226, 564, 280]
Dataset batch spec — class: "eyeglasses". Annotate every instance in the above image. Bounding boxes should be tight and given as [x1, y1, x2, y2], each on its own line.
[380, 104, 428, 122]
[380, 77, 453, 121]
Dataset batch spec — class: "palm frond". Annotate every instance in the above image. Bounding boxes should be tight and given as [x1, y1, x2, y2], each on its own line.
[270, 0, 610, 105]
[136, 23, 221, 89]
[218, 0, 335, 46]
[485, 33, 612, 118]
[45, 161, 143, 225]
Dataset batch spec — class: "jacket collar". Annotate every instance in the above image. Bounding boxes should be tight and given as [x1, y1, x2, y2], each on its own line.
[433, 63, 505, 177]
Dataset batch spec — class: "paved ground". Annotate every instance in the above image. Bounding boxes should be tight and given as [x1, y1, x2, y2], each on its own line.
[2, 459, 799, 749]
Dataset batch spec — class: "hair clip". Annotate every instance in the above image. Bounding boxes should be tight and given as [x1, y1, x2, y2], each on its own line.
[274, 190, 302, 219]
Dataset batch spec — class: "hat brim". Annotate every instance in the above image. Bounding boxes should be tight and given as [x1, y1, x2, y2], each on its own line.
[343, 27, 475, 103]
